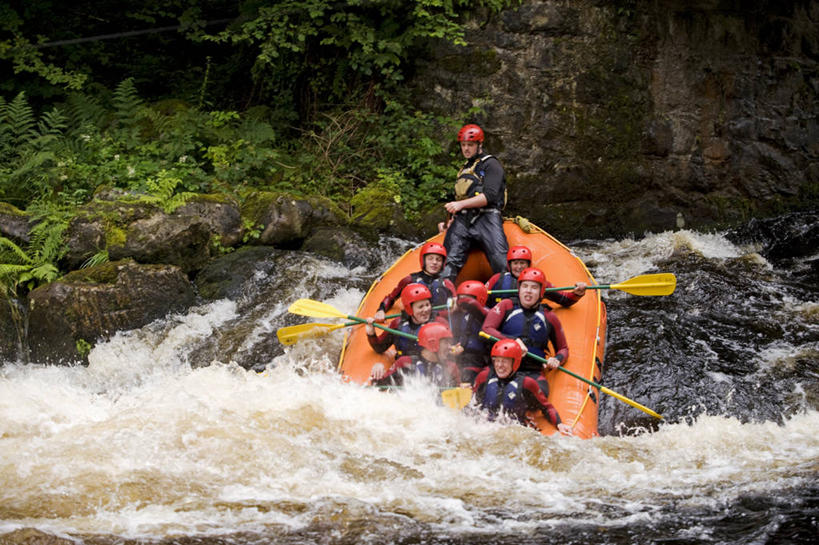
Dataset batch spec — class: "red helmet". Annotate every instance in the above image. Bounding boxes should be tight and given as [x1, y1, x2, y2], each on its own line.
[400, 283, 432, 317]
[457, 124, 484, 142]
[419, 241, 447, 270]
[518, 267, 546, 296]
[506, 245, 533, 265]
[491, 338, 524, 373]
[456, 280, 488, 307]
[417, 322, 453, 353]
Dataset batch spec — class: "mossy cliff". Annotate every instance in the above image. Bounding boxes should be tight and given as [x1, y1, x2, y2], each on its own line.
[411, 0, 818, 238]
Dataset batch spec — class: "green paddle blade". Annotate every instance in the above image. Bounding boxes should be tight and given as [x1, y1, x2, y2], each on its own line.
[608, 273, 676, 296]
[288, 298, 349, 319]
[276, 322, 346, 345]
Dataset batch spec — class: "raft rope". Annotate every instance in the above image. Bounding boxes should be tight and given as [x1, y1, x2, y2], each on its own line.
[517, 217, 602, 435]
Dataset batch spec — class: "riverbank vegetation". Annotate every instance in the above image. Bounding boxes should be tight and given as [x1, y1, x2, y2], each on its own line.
[0, 0, 516, 295]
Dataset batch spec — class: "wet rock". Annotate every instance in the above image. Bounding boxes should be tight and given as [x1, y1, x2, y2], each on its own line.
[0, 202, 31, 245]
[173, 195, 242, 247]
[302, 226, 379, 269]
[241, 191, 347, 247]
[409, 0, 819, 238]
[62, 199, 156, 270]
[642, 119, 674, 157]
[350, 185, 418, 238]
[0, 296, 22, 362]
[27, 260, 195, 365]
[117, 212, 212, 274]
[62, 196, 227, 274]
[195, 246, 278, 301]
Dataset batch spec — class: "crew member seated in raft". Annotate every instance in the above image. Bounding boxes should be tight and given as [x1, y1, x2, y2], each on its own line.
[473, 338, 572, 435]
[373, 241, 455, 323]
[447, 280, 491, 384]
[370, 322, 461, 388]
[485, 245, 587, 308]
[366, 283, 446, 381]
[481, 267, 569, 396]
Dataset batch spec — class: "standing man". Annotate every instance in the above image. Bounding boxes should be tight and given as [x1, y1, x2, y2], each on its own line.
[438, 123, 509, 282]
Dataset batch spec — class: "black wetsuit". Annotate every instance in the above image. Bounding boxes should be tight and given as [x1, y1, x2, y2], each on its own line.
[442, 152, 509, 281]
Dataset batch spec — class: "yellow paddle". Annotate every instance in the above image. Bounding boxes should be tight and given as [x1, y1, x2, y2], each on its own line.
[440, 386, 473, 409]
[277, 305, 448, 346]
[277, 322, 348, 345]
[287, 299, 417, 339]
[479, 332, 663, 420]
[287, 298, 471, 408]
[488, 272, 677, 297]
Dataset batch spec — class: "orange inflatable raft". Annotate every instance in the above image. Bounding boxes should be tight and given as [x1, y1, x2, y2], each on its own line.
[338, 218, 607, 438]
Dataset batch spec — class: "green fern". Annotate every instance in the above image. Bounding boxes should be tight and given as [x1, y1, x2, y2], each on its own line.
[0, 236, 32, 265]
[0, 203, 69, 294]
[37, 107, 68, 137]
[0, 95, 9, 155]
[144, 170, 196, 213]
[112, 78, 144, 127]
[2, 92, 37, 149]
[64, 93, 106, 129]
[81, 249, 109, 269]
[27, 202, 70, 260]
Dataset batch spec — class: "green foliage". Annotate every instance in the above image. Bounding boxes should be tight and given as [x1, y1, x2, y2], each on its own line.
[0, 32, 88, 91]
[0, 202, 68, 295]
[76, 338, 93, 358]
[200, 0, 516, 116]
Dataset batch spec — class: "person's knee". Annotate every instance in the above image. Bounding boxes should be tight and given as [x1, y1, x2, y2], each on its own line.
[488, 252, 507, 274]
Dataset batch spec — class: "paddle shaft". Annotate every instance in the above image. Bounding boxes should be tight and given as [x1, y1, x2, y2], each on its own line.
[344, 304, 448, 327]
[480, 332, 663, 420]
[488, 273, 676, 297]
[347, 315, 417, 340]
[490, 285, 581, 295]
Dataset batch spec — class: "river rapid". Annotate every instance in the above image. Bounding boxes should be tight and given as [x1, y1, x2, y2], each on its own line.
[1, 211, 817, 545]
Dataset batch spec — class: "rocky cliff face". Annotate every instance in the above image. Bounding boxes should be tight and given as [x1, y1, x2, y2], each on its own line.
[411, 0, 818, 238]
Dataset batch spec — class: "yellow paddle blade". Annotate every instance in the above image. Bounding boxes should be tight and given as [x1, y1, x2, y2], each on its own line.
[287, 298, 348, 319]
[441, 386, 472, 410]
[276, 322, 345, 346]
[610, 273, 677, 296]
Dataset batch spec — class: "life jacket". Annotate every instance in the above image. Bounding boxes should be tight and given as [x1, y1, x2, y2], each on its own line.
[489, 272, 518, 307]
[451, 307, 485, 355]
[412, 358, 447, 384]
[482, 371, 526, 421]
[454, 154, 507, 210]
[393, 318, 425, 358]
[499, 305, 552, 365]
[410, 271, 451, 308]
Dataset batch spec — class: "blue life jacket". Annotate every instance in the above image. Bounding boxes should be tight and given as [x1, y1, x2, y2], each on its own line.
[393, 318, 425, 357]
[482, 372, 526, 420]
[451, 307, 486, 354]
[490, 272, 518, 307]
[412, 359, 446, 384]
[410, 271, 451, 308]
[499, 305, 551, 364]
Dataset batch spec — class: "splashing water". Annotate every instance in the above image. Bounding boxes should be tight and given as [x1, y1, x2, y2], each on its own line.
[1, 213, 817, 544]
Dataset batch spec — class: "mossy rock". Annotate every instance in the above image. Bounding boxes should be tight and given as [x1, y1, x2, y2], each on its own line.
[240, 190, 348, 247]
[302, 226, 380, 269]
[0, 201, 31, 244]
[28, 260, 195, 365]
[0, 296, 22, 362]
[0, 202, 26, 216]
[195, 246, 278, 300]
[60, 258, 133, 285]
[350, 185, 416, 237]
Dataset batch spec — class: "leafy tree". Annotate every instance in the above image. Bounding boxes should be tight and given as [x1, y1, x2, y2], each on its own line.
[199, 0, 515, 120]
